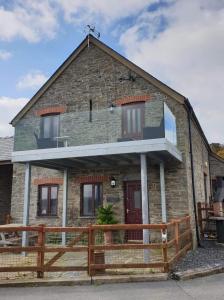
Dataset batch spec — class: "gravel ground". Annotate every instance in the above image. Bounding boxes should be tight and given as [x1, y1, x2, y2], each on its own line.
[172, 240, 224, 272]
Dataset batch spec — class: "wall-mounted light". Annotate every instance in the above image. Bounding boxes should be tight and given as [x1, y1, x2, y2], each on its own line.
[110, 176, 116, 188]
[109, 103, 116, 113]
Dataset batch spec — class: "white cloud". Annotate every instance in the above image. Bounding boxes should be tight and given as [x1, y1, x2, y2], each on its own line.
[0, 97, 29, 137]
[0, 0, 152, 42]
[56, 0, 153, 27]
[16, 71, 48, 90]
[119, 0, 224, 143]
[0, 0, 58, 42]
[0, 50, 12, 60]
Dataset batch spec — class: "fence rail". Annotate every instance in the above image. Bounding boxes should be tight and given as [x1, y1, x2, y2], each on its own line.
[0, 216, 192, 279]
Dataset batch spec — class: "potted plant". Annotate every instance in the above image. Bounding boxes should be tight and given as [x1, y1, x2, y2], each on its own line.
[96, 204, 117, 244]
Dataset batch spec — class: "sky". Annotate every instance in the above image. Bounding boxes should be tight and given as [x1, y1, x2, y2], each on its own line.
[0, 0, 224, 143]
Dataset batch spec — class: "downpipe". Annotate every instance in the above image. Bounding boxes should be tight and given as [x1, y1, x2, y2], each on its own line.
[187, 105, 202, 247]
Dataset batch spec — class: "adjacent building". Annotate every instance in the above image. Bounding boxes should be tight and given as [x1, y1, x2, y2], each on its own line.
[0, 137, 13, 224]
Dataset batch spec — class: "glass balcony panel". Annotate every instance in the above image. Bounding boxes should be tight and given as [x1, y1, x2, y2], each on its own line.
[164, 103, 177, 146]
[13, 100, 177, 151]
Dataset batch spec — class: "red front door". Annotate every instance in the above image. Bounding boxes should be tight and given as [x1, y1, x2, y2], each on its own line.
[124, 181, 142, 240]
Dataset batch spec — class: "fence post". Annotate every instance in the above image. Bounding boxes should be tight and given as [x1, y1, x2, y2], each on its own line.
[174, 220, 180, 254]
[186, 216, 193, 249]
[37, 224, 45, 278]
[88, 225, 95, 276]
[162, 227, 168, 273]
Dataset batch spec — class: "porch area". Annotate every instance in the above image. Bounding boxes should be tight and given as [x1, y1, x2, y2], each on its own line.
[11, 138, 183, 248]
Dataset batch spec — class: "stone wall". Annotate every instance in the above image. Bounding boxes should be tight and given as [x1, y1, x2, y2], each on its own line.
[0, 164, 12, 224]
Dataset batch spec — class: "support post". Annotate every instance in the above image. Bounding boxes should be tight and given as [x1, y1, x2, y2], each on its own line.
[140, 153, 150, 262]
[22, 162, 31, 248]
[160, 162, 167, 223]
[62, 168, 68, 245]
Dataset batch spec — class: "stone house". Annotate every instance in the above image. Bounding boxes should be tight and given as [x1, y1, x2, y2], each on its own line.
[0, 137, 13, 224]
[10, 35, 224, 245]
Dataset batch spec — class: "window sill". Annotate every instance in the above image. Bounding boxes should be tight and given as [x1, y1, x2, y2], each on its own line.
[79, 216, 96, 219]
[36, 216, 59, 219]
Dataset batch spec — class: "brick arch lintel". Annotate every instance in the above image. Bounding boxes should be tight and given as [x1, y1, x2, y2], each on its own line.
[76, 175, 110, 183]
[33, 178, 63, 185]
[114, 95, 151, 106]
[35, 105, 67, 116]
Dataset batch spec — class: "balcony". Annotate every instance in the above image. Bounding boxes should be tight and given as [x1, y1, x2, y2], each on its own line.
[14, 100, 177, 152]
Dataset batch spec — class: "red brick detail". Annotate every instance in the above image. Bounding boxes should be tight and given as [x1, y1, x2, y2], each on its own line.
[115, 95, 151, 106]
[76, 175, 110, 183]
[35, 105, 67, 116]
[33, 178, 63, 185]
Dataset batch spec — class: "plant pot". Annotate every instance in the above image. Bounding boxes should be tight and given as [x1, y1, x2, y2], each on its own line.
[104, 231, 112, 244]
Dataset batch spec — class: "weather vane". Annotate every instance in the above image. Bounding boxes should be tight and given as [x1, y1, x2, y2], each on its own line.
[84, 25, 100, 47]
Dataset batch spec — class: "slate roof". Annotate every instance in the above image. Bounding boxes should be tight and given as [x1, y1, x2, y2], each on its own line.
[0, 137, 13, 162]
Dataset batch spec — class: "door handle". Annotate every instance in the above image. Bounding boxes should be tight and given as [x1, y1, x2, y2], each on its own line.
[126, 209, 130, 214]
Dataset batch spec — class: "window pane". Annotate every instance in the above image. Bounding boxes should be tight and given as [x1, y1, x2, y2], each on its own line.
[51, 186, 58, 199]
[52, 115, 59, 137]
[42, 116, 51, 138]
[40, 186, 48, 215]
[41, 187, 48, 200]
[127, 109, 131, 133]
[94, 184, 102, 211]
[50, 186, 58, 215]
[50, 199, 57, 215]
[42, 115, 59, 138]
[83, 184, 93, 216]
[41, 200, 48, 215]
[132, 109, 136, 133]
[134, 190, 141, 209]
[137, 108, 141, 133]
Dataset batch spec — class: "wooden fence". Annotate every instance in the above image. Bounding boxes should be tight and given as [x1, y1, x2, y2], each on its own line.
[0, 216, 192, 279]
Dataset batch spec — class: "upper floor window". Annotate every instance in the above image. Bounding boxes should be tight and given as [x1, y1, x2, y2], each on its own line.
[40, 114, 60, 139]
[80, 183, 102, 216]
[122, 102, 144, 139]
[37, 185, 58, 217]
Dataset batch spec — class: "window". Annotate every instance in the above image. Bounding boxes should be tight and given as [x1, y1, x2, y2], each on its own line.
[38, 185, 58, 216]
[122, 102, 144, 139]
[81, 183, 102, 216]
[40, 114, 60, 139]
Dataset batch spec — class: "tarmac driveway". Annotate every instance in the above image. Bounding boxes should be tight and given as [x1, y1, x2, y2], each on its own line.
[0, 273, 223, 300]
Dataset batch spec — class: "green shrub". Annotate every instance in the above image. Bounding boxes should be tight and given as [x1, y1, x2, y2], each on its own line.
[96, 204, 118, 225]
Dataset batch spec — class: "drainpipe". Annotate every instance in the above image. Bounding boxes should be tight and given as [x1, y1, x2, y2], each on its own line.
[187, 105, 201, 247]
[208, 157, 213, 202]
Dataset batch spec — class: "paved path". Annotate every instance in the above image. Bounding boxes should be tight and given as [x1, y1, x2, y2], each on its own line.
[0, 273, 224, 300]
